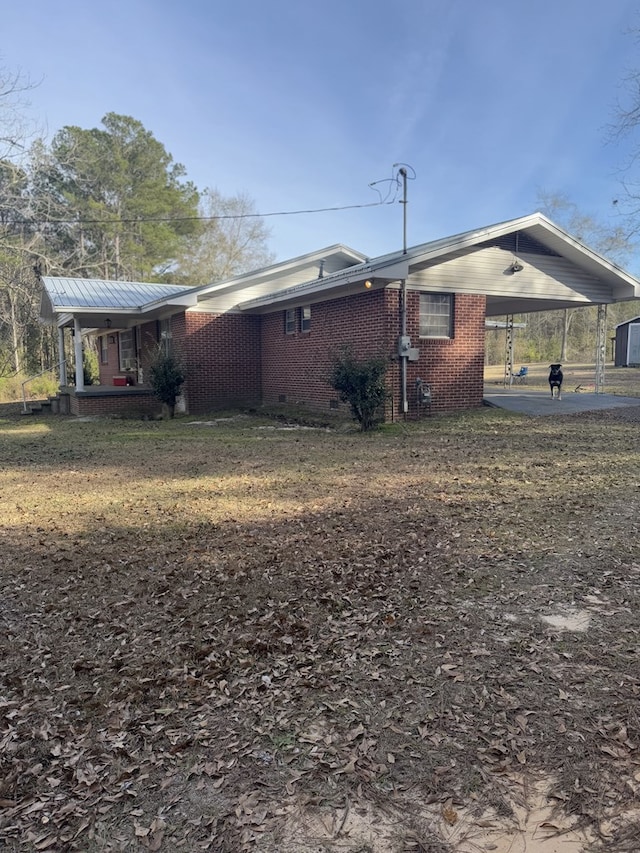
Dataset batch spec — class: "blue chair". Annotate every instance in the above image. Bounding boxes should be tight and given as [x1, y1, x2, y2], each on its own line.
[512, 366, 528, 384]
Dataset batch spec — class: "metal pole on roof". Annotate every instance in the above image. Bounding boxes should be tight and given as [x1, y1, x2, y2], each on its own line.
[400, 279, 408, 414]
[399, 168, 408, 254]
[390, 164, 414, 416]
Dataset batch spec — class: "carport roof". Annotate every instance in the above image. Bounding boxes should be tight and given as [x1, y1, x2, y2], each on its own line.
[237, 212, 640, 315]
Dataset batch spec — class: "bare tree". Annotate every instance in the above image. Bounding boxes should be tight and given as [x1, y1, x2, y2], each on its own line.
[174, 189, 274, 284]
[534, 191, 636, 362]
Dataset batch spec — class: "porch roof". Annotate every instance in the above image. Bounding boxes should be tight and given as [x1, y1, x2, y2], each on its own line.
[40, 277, 199, 328]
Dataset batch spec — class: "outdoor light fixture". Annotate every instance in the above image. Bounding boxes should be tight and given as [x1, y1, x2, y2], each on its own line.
[509, 232, 524, 273]
[105, 318, 112, 328]
[364, 279, 373, 289]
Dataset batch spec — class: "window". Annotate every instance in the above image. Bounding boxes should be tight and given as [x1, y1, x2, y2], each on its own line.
[158, 318, 173, 355]
[118, 329, 136, 370]
[419, 293, 453, 338]
[285, 308, 296, 334]
[301, 305, 311, 332]
[100, 335, 109, 365]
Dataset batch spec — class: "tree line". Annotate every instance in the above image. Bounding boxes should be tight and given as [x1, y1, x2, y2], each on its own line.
[0, 71, 273, 382]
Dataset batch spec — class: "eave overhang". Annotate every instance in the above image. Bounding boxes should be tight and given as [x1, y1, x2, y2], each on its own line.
[237, 259, 410, 312]
[46, 293, 199, 331]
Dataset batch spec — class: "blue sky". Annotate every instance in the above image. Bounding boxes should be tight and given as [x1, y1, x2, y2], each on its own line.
[2, 0, 640, 264]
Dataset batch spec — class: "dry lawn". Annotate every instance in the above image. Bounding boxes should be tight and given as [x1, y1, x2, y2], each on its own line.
[2, 367, 640, 852]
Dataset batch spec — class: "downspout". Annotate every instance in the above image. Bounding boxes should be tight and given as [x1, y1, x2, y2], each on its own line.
[400, 278, 408, 414]
[74, 317, 85, 392]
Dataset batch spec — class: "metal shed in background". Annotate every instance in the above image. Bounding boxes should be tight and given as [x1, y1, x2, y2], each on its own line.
[614, 316, 640, 367]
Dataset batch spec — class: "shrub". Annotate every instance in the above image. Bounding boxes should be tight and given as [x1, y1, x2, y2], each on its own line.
[0, 373, 58, 403]
[329, 348, 389, 432]
[148, 351, 185, 417]
[83, 347, 100, 386]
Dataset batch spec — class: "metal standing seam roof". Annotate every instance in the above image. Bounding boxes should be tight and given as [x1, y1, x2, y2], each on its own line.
[41, 277, 194, 311]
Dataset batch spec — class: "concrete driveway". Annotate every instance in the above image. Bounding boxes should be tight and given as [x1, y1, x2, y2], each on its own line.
[483, 385, 640, 416]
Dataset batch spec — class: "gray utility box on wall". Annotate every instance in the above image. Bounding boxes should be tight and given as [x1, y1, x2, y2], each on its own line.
[398, 336, 420, 361]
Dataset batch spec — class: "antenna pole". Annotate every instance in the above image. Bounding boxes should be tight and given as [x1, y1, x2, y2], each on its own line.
[399, 167, 407, 254]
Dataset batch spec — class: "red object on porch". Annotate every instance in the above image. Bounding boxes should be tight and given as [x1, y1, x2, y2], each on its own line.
[113, 377, 127, 386]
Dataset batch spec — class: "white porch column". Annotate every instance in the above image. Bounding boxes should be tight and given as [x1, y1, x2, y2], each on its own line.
[74, 317, 84, 391]
[58, 326, 67, 386]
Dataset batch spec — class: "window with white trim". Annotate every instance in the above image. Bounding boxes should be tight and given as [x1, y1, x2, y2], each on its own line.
[285, 308, 296, 334]
[301, 305, 311, 332]
[419, 293, 454, 338]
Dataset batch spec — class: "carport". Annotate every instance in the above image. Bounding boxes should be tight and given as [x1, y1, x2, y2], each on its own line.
[404, 213, 640, 393]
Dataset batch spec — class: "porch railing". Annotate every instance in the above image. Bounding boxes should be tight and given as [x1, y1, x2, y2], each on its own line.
[21, 361, 66, 413]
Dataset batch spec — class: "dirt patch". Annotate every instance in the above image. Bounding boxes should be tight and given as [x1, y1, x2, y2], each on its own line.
[276, 778, 596, 851]
[541, 609, 591, 632]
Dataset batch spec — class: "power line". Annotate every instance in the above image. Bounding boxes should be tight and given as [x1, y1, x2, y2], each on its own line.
[21, 198, 395, 228]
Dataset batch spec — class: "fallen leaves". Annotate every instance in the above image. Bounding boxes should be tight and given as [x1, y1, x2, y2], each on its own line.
[2, 408, 640, 850]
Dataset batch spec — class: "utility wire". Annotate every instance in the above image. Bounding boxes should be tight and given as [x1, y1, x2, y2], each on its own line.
[19, 198, 395, 228]
[5, 166, 414, 228]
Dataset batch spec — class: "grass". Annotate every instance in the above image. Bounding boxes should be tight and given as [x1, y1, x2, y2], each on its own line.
[2, 367, 640, 851]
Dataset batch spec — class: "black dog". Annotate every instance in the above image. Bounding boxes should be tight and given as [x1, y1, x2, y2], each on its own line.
[549, 364, 563, 400]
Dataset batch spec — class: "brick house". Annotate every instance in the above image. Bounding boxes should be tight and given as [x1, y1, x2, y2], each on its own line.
[39, 212, 640, 419]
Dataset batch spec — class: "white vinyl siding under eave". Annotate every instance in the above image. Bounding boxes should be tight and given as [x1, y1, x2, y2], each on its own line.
[192, 272, 306, 314]
[193, 279, 324, 314]
[406, 247, 611, 305]
[190, 258, 365, 315]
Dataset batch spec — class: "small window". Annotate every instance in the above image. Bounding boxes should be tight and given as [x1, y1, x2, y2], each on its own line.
[301, 305, 311, 332]
[100, 335, 109, 365]
[158, 318, 173, 355]
[285, 308, 296, 334]
[419, 293, 453, 339]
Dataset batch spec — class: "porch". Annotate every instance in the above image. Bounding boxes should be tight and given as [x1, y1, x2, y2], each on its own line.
[23, 385, 162, 418]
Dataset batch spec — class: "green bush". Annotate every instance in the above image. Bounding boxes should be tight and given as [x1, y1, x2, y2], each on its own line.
[0, 373, 58, 403]
[83, 347, 100, 386]
[329, 347, 389, 432]
[149, 351, 185, 417]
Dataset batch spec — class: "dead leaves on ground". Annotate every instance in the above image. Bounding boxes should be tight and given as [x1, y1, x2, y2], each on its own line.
[2, 410, 640, 850]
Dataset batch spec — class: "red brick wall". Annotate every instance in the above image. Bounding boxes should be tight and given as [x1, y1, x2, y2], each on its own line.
[90, 290, 486, 419]
[181, 312, 261, 413]
[398, 291, 486, 417]
[261, 290, 393, 412]
[69, 390, 159, 417]
[261, 289, 486, 418]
